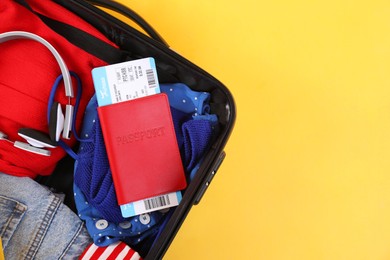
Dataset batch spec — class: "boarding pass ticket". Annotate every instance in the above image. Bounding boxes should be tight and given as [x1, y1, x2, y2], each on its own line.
[92, 57, 161, 107]
[92, 57, 182, 218]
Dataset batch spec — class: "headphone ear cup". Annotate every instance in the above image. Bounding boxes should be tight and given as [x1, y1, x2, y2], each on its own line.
[18, 128, 57, 148]
[49, 102, 65, 142]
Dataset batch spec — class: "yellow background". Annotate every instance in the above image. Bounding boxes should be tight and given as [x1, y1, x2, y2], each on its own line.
[116, 1, 390, 259]
[0, 239, 3, 260]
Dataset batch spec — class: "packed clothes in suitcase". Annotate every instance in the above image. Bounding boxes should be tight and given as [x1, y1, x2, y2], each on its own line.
[0, 0, 235, 259]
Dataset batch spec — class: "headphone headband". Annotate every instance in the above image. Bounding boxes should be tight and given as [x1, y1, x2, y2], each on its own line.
[0, 31, 73, 97]
[0, 31, 75, 152]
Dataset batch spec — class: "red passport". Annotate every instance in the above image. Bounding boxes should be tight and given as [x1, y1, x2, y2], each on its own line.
[97, 93, 187, 205]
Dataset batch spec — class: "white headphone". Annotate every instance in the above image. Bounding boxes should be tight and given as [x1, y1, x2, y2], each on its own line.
[0, 31, 75, 156]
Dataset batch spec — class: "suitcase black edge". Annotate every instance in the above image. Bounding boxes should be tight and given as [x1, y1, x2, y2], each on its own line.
[52, 0, 237, 258]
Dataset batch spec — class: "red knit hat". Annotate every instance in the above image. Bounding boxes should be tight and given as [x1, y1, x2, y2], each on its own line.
[0, 0, 117, 178]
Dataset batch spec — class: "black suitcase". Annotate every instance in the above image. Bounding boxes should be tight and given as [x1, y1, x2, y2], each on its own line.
[35, 0, 236, 259]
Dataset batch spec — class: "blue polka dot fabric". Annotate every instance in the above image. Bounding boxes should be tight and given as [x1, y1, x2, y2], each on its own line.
[73, 182, 165, 247]
[160, 83, 211, 115]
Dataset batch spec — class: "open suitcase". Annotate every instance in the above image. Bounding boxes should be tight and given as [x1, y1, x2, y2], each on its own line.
[0, 0, 235, 259]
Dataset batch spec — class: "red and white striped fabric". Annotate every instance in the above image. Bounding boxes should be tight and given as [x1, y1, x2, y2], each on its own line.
[79, 242, 142, 260]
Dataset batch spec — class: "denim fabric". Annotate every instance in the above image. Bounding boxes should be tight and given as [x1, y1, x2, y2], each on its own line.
[0, 172, 91, 259]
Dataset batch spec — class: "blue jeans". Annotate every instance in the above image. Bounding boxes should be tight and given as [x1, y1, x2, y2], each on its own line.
[0, 173, 91, 259]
